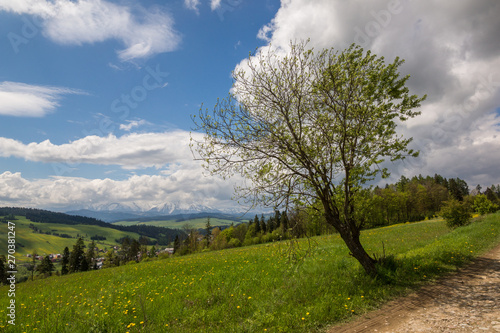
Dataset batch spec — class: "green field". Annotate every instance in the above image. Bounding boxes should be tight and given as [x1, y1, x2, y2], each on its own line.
[0, 216, 145, 261]
[0, 213, 499, 332]
[114, 217, 244, 229]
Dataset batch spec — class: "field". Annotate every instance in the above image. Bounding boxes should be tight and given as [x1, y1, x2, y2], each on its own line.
[0, 213, 499, 332]
[0, 216, 144, 261]
[113, 217, 243, 229]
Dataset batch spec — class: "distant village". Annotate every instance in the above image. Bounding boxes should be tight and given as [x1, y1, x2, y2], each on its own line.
[26, 246, 175, 269]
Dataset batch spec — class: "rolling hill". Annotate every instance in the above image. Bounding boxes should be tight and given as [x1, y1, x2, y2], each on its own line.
[0, 207, 185, 260]
[112, 212, 248, 229]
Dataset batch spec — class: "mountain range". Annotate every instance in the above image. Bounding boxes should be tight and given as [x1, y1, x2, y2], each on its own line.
[66, 201, 260, 222]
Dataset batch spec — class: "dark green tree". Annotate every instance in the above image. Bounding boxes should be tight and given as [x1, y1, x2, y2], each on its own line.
[204, 217, 212, 248]
[69, 237, 85, 273]
[192, 41, 425, 276]
[0, 256, 7, 285]
[129, 239, 141, 262]
[85, 240, 97, 270]
[280, 212, 289, 233]
[260, 214, 267, 233]
[254, 215, 261, 234]
[149, 245, 157, 258]
[173, 235, 181, 254]
[29, 250, 38, 281]
[485, 187, 499, 204]
[103, 249, 119, 268]
[267, 216, 275, 233]
[37, 256, 54, 276]
[61, 246, 70, 275]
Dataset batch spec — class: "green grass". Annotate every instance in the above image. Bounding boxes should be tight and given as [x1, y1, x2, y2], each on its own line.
[113, 217, 242, 229]
[0, 216, 144, 261]
[0, 213, 499, 332]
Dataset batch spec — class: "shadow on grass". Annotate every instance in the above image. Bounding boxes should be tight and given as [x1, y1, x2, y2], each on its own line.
[373, 250, 477, 286]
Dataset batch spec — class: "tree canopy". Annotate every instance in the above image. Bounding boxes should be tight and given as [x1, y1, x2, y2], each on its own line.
[192, 41, 426, 276]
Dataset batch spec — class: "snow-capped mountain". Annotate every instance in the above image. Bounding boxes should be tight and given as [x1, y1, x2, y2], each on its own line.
[65, 201, 255, 222]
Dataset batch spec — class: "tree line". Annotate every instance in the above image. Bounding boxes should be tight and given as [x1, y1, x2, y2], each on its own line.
[173, 174, 500, 256]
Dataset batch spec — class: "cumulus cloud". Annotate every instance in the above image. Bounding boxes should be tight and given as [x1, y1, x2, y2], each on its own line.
[0, 128, 247, 210]
[236, 0, 500, 187]
[0, 0, 181, 61]
[0, 171, 238, 212]
[0, 131, 201, 169]
[0, 81, 84, 117]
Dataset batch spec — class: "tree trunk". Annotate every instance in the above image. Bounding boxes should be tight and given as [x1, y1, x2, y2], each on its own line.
[323, 202, 378, 276]
[339, 230, 377, 277]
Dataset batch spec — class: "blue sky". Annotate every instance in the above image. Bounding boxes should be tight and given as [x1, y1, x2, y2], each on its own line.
[0, 0, 499, 212]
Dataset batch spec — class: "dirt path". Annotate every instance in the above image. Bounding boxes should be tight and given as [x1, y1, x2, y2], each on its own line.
[328, 244, 500, 333]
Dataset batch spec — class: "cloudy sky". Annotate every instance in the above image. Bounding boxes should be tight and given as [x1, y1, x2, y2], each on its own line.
[0, 0, 499, 212]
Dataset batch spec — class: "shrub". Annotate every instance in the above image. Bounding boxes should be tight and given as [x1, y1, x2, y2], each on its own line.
[472, 194, 499, 215]
[227, 238, 241, 248]
[439, 198, 472, 228]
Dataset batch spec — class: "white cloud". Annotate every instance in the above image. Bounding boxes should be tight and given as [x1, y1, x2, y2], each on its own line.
[0, 131, 201, 169]
[210, 0, 222, 11]
[184, 0, 201, 14]
[0, 0, 180, 61]
[0, 128, 245, 210]
[0, 81, 83, 117]
[236, 0, 500, 187]
[0, 171, 238, 212]
[119, 119, 149, 131]
[184, 0, 223, 13]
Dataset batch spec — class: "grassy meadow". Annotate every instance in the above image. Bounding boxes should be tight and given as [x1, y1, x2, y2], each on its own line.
[0, 213, 499, 332]
[0, 216, 144, 261]
[113, 217, 243, 229]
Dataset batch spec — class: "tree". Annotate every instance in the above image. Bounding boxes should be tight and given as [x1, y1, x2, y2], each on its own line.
[85, 240, 96, 270]
[0, 256, 7, 285]
[254, 215, 261, 234]
[129, 239, 141, 262]
[61, 246, 70, 275]
[103, 249, 119, 268]
[29, 250, 38, 281]
[439, 198, 472, 228]
[204, 217, 212, 248]
[173, 235, 181, 254]
[260, 214, 267, 233]
[37, 256, 54, 276]
[69, 237, 85, 273]
[192, 41, 425, 276]
[149, 245, 157, 258]
[472, 194, 499, 215]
